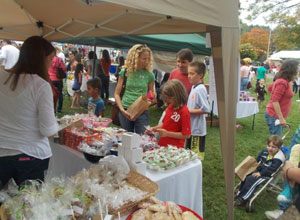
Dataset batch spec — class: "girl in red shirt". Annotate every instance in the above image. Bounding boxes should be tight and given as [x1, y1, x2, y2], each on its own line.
[147, 79, 191, 148]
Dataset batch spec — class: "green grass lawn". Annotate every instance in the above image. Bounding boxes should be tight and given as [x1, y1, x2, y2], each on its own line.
[58, 75, 300, 220]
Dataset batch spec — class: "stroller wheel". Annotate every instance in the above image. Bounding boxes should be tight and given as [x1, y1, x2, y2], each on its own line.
[246, 201, 255, 212]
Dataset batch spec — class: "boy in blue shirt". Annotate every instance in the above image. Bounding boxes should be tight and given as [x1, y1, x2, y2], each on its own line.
[186, 61, 210, 160]
[87, 78, 105, 117]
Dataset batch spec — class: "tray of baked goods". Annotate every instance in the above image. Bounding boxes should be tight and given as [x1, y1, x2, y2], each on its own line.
[126, 196, 203, 220]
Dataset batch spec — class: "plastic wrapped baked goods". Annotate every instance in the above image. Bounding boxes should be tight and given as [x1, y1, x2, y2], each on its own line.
[142, 146, 198, 171]
[1, 158, 155, 220]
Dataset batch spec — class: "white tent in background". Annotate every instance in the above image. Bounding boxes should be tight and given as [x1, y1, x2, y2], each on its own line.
[0, 0, 240, 219]
[270, 50, 300, 61]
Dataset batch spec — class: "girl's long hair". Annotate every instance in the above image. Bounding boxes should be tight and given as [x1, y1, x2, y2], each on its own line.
[162, 79, 188, 110]
[4, 36, 55, 90]
[123, 44, 153, 76]
[74, 63, 83, 80]
[102, 49, 110, 63]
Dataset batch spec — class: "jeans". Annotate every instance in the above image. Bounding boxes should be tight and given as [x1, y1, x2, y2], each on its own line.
[118, 110, 149, 135]
[101, 75, 110, 100]
[52, 80, 63, 112]
[240, 77, 248, 91]
[265, 111, 283, 136]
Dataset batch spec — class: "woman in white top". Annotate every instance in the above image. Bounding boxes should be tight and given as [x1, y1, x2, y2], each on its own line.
[0, 36, 59, 188]
[240, 59, 250, 91]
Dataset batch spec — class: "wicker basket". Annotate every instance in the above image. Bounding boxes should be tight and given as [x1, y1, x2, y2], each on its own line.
[110, 169, 159, 216]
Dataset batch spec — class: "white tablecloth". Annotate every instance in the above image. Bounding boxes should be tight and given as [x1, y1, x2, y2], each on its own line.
[48, 142, 203, 217]
[212, 101, 259, 118]
[146, 160, 203, 217]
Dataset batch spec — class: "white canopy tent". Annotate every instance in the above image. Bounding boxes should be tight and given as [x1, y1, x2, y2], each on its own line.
[270, 50, 300, 61]
[0, 0, 240, 219]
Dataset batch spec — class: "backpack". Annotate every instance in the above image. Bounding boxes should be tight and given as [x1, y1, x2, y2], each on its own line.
[55, 57, 66, 79]
[56, 67, 66, 79]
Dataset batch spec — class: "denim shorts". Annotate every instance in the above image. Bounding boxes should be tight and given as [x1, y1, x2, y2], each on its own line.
[265, 111, 283, 136]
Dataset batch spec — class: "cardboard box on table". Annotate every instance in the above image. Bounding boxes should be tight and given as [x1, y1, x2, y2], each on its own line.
[58, 119, 84, 145]
[58, 119, 102, 152]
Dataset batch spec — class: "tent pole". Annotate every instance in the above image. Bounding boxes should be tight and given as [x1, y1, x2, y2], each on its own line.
[209, 26, 238, 220]
[92, 44, 96, 78]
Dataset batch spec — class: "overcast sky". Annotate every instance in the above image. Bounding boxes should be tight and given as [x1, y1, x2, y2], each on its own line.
[239, 0, 269, 26]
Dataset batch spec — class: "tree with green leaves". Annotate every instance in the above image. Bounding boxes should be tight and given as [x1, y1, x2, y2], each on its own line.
[239, 43, 257, 61]
[272, 10, 300, 51]
[242, 0, 300, 52]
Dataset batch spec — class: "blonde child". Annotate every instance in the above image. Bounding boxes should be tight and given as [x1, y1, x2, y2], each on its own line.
[147, 79, 191, 148]
[255, 79, 267, 108]
[86, 78, 105, 117]
[186, 61, 210, 160]
[71, 63, 83, 109]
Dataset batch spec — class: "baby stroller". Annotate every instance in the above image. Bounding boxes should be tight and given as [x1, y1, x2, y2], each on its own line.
[234, 125, 291, 212]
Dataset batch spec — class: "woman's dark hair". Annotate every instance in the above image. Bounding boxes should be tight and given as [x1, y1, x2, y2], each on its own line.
[87, 77, 102, 91]
[240, 59, 246, 65]
[74, 63, 83, 80]
[88, 51, 97, 60]
[102, 49, 110, 63]
[276, 59, 299, 82]
[69, 49, 77, 56]
[118, 56, 125, 66]
[4, 36, 55, 91]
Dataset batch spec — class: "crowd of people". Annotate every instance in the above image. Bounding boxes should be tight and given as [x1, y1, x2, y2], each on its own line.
[0, 36, 299, 218]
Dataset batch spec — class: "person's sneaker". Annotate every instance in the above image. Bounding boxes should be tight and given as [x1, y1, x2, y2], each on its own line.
[277, 185, 292, 203]
[234, 197, 246, 207]
[265, 209, 284, 219]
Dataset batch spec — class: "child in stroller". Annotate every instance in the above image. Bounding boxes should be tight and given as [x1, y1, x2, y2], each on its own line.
[265, 126, 300, 219]
[235, 135, 286, 207]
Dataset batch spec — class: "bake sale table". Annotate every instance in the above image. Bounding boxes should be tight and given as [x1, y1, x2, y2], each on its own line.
[48, 142, 203, 217]
[211, 101, 259, 129]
